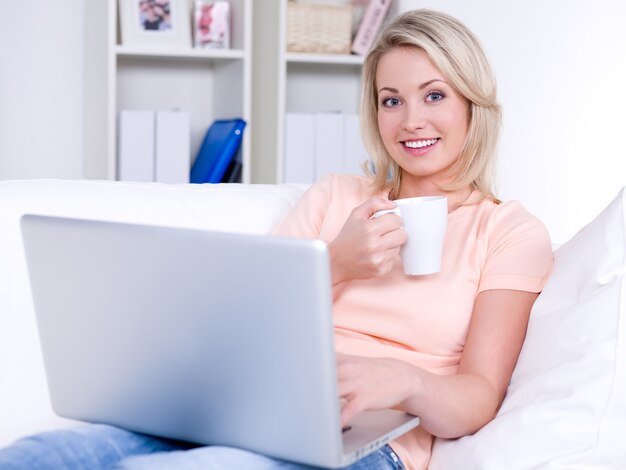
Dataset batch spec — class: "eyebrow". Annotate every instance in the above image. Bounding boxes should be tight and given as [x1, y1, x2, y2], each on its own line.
[378, 79, 447, 94]
[419, 79, 446, 90]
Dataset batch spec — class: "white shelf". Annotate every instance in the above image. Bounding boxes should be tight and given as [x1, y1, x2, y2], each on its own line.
[285, 52, 364, 65]
[115, 45, 246, 61]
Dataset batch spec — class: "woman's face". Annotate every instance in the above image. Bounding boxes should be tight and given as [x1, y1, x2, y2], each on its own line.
[376, 47, 470, 189]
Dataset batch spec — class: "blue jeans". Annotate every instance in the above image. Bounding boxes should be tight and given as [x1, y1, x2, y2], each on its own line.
[0, 424, 406, 470]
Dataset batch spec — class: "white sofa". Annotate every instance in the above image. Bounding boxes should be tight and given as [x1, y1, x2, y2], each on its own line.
[1, 179, 625, 469]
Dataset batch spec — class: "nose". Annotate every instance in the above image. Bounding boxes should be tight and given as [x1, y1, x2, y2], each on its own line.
[401, 103, 427, 131]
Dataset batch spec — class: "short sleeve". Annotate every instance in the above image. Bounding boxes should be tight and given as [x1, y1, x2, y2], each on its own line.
[271, 174, 335, 239]
[478, 201, 554, 294]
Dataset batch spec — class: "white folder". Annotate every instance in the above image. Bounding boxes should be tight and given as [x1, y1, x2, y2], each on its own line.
[343, 113, 368, 176]
[118, 111, 155, 182]
[315, 112, 344, 180]
[155, 111, 190, 184]
[284, 113, 315, 184]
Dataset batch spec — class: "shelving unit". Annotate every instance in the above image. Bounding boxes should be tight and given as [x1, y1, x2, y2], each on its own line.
[83, 0, 399, 184]
[251, 0, 369, 184]
[83, 0, 252, 182]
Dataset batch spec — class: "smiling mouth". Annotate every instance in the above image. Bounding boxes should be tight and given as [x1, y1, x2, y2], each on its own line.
[403, 138, 439, 149]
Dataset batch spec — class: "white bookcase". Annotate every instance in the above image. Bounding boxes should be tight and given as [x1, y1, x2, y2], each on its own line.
[83, 0, 252, 182]
[251, 0, 401, 184]
[252, 0, 362, 183]
[83, 0, 400, 184]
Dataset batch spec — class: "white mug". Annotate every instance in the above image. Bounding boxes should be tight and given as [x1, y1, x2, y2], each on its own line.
[374, 196, 448, 275]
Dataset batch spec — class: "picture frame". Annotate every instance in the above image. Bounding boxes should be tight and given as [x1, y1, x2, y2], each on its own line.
[119, 0, 192, 49]
[193, 0, 231, 49]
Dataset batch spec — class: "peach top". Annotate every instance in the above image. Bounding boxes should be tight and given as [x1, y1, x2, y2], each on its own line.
[273, 174, 554, 469]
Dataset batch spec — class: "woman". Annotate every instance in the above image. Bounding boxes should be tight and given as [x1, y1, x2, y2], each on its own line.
[0, 9, 553, 470]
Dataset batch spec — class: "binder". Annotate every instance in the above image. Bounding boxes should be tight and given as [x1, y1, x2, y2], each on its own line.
[222, 153, 243, 183]
[190, 119, 246, 184]
[155, 111, 190, 184]
[314, 112, 344, 180]
[284, 113, 315, 184]
[118, 110, 155, 182]
[343, 113, 368, 175]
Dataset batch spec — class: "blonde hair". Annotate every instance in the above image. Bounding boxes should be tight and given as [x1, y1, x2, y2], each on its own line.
[361, 9, 501, 200]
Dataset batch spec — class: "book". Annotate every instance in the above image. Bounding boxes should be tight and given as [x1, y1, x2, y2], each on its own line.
[118, 110, 155, 182]
[314, 112, 344, 180]
[284, 113, 315, 184]
[190, 119, 246, 184]
[155, 111, 190, 184]
[351, 0, 393, 56]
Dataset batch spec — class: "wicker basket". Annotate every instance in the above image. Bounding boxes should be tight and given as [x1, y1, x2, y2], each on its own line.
[286, 2, 353, 55]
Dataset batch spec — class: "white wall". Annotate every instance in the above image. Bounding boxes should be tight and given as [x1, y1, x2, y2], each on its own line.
[0, 1, 84, 180]
[399, 0, 626, 244]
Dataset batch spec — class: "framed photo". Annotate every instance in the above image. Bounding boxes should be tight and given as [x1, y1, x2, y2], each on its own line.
[119, 0, 192, 49]
[193, 0, 230, 49]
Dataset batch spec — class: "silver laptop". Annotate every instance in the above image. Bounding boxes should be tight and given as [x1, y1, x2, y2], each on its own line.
[20, 214, 419, 468]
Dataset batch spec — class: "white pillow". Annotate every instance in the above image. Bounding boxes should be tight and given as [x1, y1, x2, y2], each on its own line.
[430, 187, 626, 469]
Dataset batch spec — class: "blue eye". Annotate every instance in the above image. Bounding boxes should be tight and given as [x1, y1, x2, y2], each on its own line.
[426, 91, 445, 102]
[381, 97, 402, 107]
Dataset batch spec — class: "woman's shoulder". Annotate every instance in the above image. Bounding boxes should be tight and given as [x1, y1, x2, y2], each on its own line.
[476, 196, 552, 248]
[464, 192, 541, 224]
[490, 199, 546, 229]
[470, 196, 554, 292]
[457, 193, 551, 244]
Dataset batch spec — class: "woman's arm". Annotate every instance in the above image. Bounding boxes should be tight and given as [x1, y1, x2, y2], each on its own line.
[337, 288, 538, 438]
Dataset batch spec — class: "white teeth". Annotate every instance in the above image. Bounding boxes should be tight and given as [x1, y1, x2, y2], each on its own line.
[404, 138, 438, 149]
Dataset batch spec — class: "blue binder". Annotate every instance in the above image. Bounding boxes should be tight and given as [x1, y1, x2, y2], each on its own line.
[190, 119, 246, 184]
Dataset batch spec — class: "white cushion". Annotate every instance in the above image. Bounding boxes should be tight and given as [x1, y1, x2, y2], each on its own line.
[430, 187, 626, 469]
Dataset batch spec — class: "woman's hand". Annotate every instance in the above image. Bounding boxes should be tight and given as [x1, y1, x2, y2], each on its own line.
[328, 197, 406, 285]
[337, 353, 418, 427]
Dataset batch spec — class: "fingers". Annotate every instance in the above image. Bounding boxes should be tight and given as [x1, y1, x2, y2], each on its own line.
[352, 197, 396, 220]
[379, 219, 407, 246]
[337, 356, 380, 427]
[336, 355, 364, 402]
[373, 211, 403, 235]
[336, 353, 357, 398]
[330, 197, 405, 282]
[337, 355, 362, 426]
[368, 225, 405, 271]
[366, 205, 405, 248]
[340, 396, 363, 428]
[337, 354, 413, 427]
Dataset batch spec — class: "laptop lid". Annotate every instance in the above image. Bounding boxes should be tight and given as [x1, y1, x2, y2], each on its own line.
[21, 214, 418, 468]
